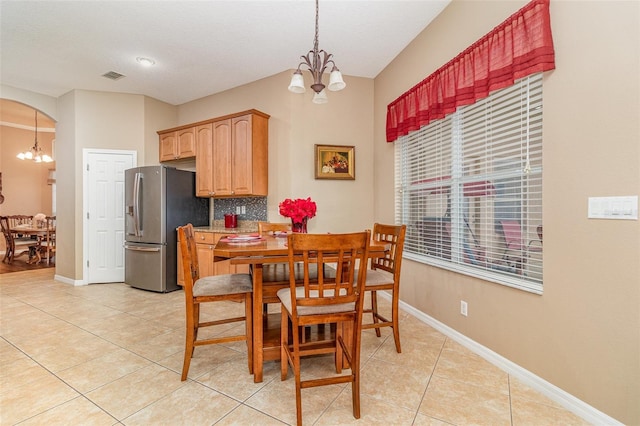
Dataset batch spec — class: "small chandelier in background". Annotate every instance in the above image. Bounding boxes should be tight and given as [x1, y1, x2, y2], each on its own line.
[16, 110, 53, 163]
[288, 0, 346, 104]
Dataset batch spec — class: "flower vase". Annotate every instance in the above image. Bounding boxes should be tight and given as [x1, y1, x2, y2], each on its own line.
[291, 217, 308, 233]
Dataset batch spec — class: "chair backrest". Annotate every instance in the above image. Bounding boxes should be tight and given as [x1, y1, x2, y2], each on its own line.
[370, 223, 406, 281]
[258, 221, 291, 235]
[537, 224, 543, 242]
[286, 231, 370, 311]
[45, 215, 56, 247]
[7, 215, 33, 229]
[499, 220, 524, 250]
[177, 224, 200, 297]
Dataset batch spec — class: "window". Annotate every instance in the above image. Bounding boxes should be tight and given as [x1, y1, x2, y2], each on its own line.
[395, 74, 543, 293]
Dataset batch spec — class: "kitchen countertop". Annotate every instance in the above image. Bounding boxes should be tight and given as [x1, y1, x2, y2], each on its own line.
[193, 220, 258, 234]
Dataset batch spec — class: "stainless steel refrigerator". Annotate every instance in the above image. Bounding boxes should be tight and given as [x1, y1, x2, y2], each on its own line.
[124, 165, 209, 292]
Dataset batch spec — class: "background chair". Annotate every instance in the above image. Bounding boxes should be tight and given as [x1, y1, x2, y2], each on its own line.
[1, 216, 36, 263]
[499, 220, 541, 272]
[6, 214, 33, 229]
[529, 224, 543, 249]
[278, 231, 370, 426]
[257, 222, 292, 314]
[39, 216, 56, 265]
[177, 223, 253, 381]
[358, 223, 406, 353]
[258, 221, 322, 318]
[257, 221, 291, 236]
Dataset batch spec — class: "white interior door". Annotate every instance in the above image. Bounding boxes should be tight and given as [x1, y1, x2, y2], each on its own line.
[84, 149, 136, 284]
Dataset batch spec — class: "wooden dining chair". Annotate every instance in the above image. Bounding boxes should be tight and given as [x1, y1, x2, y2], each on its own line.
[257, 221, 291, 236]
[40, 216, 56, 265]
[358, 223, 406, 353]
[278, 231, 370, 426]
[0, 216, 36, 263]
[6, 215, 33, 229]
[257, 221, 306, 315]
[177, 223, 253, 381]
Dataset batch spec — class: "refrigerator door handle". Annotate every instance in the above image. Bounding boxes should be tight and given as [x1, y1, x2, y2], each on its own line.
[124, 244, 161, 252]
[132, 172, 142, 237]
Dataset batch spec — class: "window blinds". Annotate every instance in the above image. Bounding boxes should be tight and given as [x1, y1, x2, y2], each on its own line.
[395, 74, 543, 293]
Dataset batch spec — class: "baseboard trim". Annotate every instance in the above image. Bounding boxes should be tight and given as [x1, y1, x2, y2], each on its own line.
[376, 292, 622, 425]
[54, 274, 86, 286]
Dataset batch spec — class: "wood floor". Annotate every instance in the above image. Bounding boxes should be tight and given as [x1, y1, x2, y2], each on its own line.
[0, 257, 54, 274]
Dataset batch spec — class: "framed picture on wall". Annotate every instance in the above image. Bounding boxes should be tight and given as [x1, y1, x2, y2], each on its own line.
[314, 144, 355, 180]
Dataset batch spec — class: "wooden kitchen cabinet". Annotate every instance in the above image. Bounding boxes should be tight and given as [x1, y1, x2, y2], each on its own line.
[195, 123, 214, 197]
[196, 110, 269, 197]
[158, 127, 197, 162]
[194, 231, 216, 277]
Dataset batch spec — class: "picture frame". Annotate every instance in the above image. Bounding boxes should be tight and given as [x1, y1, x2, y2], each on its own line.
[314, 144, 355, 180]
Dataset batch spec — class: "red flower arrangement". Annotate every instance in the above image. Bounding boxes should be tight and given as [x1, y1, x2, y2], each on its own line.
[279, 197, 317, 223]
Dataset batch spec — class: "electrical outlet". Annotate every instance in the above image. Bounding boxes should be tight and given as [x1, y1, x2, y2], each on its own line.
[460, 301, 468, 317]
[241, 206, 246, 214]
[236, 206, 241, 214]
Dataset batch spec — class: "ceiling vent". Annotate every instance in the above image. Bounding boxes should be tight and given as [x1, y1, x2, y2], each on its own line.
[102, 71, 125, 80]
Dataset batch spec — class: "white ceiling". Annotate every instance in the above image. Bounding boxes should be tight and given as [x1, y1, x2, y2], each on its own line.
[1, 0, 450, 106]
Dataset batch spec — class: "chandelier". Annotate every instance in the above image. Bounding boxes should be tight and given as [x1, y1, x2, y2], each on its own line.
[287, 0, 346, 104]
[16, 110, 53, 163]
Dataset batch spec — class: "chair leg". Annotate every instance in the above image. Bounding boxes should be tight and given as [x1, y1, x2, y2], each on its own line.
[370, 291, 381, 337]
[245, 293, 253, 375]
[181, 303, 197, 381]
[294, 361, 303, 426]
[289, 316, 303, 426]
[335, 322, 343, 373]
[391, 290, 402, 353]
[280, 309, 289, 380]
[192, 304, 200, 350]
[352, 363, 361, 419]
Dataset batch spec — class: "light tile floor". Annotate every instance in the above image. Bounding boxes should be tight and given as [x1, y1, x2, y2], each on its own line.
[1, 269, 590, 425]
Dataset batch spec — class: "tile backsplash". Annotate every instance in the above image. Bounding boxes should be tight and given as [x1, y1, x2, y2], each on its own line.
[213, 197, 268, 222]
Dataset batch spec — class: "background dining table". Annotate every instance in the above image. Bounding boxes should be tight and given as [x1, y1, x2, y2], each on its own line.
[214, 233, 389, 383]
[9, 223, 55, 264]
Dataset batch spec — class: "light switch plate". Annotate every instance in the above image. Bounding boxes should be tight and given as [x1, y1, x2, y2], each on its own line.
[588, 196, 638, 220]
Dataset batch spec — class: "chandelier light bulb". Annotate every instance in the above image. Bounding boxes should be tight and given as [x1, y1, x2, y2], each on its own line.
[312, 89, 328, 104]
[288, 70, 306, 93]
[328, 66, 346, 91]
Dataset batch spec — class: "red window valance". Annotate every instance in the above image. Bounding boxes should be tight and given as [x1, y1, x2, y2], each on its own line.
[386, 0, 555, 143]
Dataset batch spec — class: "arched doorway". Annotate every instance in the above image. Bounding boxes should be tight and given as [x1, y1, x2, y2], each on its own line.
[0, 99, 56, 261]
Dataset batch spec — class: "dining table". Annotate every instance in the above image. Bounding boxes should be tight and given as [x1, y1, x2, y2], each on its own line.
[213, 232, 390, 383]
[10, 223, 55, 264]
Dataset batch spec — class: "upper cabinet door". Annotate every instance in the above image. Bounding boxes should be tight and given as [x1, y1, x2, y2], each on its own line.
[195, 124, 213, 197]
[176, 128, 196, 158]
[212, 119, 233, 196]
[231, 115, 253, 195]
[159, 132, 178, 162]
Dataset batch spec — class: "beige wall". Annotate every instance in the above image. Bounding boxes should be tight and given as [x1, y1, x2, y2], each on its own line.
[53, 90, 150, 279]
[373, 1, 639, 424]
